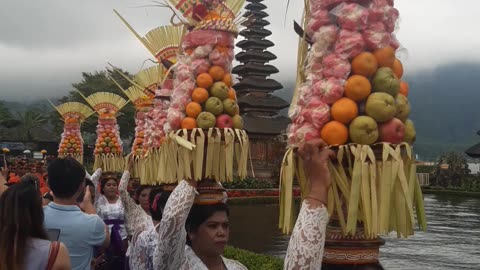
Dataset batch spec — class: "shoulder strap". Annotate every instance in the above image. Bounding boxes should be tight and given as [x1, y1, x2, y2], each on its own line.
[46, 241, 60, 270]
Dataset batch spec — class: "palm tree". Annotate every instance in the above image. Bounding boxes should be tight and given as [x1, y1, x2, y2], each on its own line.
[15, 110, 48, 141]
[0, 102, 20, 128]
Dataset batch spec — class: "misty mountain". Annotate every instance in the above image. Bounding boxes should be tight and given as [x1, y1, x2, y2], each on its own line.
[407, 63, 480, 160]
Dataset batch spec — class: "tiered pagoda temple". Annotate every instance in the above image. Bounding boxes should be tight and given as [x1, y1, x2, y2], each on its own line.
[233, 0, 290, 180]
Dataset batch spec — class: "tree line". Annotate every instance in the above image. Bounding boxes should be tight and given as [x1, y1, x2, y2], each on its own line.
[0, 68, 136, 143]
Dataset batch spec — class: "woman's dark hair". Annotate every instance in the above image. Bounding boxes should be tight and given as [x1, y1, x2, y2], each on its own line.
[0, 181, 48, 270]
[20, 173, 40, 192]
[135, 185, 152, 204]
[100, 174, 119, 195]
[322, 263, 385, 270]
[47, 157, 86, 199]
[149, 188, 170, 221]
[185, 203, 229, 246]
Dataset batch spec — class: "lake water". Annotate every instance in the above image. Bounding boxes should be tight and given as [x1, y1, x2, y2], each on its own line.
[228, 194, 480, 270]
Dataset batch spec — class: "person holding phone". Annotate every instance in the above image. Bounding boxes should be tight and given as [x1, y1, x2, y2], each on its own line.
[44, 157, 110, 270]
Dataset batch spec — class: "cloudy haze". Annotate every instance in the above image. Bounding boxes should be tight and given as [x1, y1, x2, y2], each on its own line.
[0, 0, 478, 101]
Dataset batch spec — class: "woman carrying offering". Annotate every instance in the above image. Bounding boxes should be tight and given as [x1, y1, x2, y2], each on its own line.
[119, 159, 153, 238]
[91, 168, 128, 267]
[154, 139, 333, 270]
[130, 188, 170, 270]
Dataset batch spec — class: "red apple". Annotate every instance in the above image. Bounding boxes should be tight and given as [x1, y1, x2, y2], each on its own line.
[379, 118, 405, 144]
[216, 114, 233, 128]
[192, 4, 208, 21]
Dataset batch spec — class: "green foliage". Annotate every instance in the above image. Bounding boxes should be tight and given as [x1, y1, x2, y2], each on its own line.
[0, 101, 20, 128]
[432, 151, 471, 188]
[223, 246, 283, 270]
[56, 69, 135, 140]
[222, 177, 274, 189]
[417, 165, 435, 174]
[14, 110, 49, 141]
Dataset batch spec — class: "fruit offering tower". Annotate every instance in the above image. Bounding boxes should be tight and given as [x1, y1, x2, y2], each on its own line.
[148, 0, 250, 184]
[113, 16, 187, 184]
[111, 78, 153, 179]
[50, 101, 94, 164]
[80, 92, 128, 172]
[280, 0, 426, 242]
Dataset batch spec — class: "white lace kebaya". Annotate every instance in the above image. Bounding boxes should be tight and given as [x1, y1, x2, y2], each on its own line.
[118, 170, 153, 237]
[152, 180, 329, 270]
[91, 169, 128, 240]
[152, 180, 247, 270]
[284, 200, 329, 270]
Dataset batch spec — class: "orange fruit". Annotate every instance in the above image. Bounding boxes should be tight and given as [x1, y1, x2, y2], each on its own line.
[181, 117, 197, 130]
[331, 98, 359, 124]
[192, 87, 209, 103]
[196, 73, 214, 89]
[320, 121, 349, 146]
[373, 46, 396, 68]
[205, 11, 220, 20]
[223, 73, 233, 87]
[228, 88, 237, 100]
[209, 65, 225, 81]
[392, 58, 403, 79]
[399, 81, 409, 96]
[186, 102, 202, 118]
[351, 52, 378, 77]
[344, 75, 371, 101]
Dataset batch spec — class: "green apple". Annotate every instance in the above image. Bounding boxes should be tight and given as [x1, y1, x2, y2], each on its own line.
[404, 119, 416, 144]
[349, 116, 379, 145]
[210, 82, 229, 100]
[232, 115, 244, 129]
[223, 99, 239, 116]
[196, 112, 216, 129]
[365, 92, 397, 123]
[205, 97, 224, 116]
[372, 67, 400, 96]
[395, 94, 411, 122]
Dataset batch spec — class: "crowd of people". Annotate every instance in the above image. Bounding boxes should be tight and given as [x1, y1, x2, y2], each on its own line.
[0, 140, 384, 270]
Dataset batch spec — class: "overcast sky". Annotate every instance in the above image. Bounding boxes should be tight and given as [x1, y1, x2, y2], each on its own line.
[0, 0, 478, 102]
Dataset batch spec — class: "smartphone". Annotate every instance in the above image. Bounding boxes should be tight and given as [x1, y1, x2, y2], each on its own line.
[46, 229, 61, 241]
[77, 189, 85, 203]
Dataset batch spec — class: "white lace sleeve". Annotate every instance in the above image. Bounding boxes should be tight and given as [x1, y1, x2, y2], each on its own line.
[283, 200, 329, 270]
[90, 168, 102, 203]
[130, 230, 151, 270]
[153, 180, 196, 270]
[119, 171, 152, 236]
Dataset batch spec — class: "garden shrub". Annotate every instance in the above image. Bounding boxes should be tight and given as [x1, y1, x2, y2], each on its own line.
[223, 246, 283, 270]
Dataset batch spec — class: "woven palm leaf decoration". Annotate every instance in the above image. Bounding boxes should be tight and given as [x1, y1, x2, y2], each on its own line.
[79, 92, 128, 172]
[110, 64, 165, 99]
[50, 101, 95, 164]
[114, 10, 185, 65]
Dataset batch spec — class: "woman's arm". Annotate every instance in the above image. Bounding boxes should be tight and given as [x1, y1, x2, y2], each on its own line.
[89, 168, 102, 203]
[130, 231, 150, 270]
[284, 139, 334, 270]
[153, 180, 197, 270]
[51, 242, 71, 270]
[118, 170, 151, 236]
